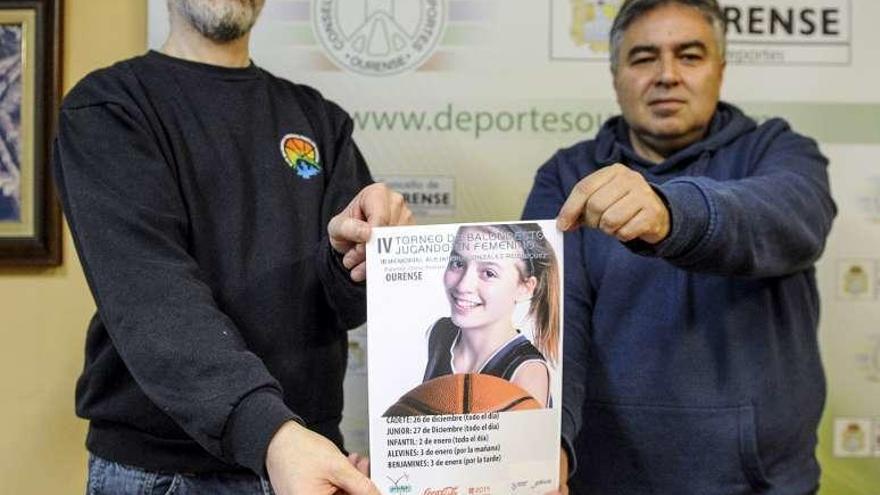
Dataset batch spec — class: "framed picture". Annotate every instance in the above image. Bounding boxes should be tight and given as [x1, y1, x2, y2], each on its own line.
[0, 0, 61, 265]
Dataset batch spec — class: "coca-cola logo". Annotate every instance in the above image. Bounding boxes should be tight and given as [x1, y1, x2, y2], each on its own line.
[422, 488, 458, 495]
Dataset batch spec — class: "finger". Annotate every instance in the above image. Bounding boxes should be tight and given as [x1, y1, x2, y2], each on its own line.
[330, 460, 380, 495]
[558, 446, 570, 494]
[329, 216, 372, 249]
[614, 208, 657, 243]
[393, 204, 414, 227]
[618, 206, 670, 244]
[357, 185, 393, 227]
[342, 247, 359, 270]
[385, 191, 408, 226]
[355, 456, 370, 476]
[583, 181, 629, 229]
[342, 243, 366, 270]
[557, 166, 619, 231]
[350, 261, 367, 283]
[597, 193, 643, 237]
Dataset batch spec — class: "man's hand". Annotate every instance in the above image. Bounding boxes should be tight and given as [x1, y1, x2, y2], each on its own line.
[266, 421, 380, 495]
[348, 452, 370, 476]
[557, 163, 670, 244]
[328, 183, 413, 282]
[544, 447, 570, 495]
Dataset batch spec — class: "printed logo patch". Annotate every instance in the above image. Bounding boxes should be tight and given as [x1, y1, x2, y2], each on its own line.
[313, 0, 447, 76]
[280, 134, 322, 179]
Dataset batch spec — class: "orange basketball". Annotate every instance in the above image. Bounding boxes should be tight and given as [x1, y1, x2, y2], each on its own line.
[383, 373, 542, 416]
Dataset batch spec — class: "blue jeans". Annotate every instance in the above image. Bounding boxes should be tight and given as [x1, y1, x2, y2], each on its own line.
[86, 455, 275, 495]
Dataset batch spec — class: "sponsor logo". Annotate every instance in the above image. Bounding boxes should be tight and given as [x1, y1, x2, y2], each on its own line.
[550, 0, 852, 65]
[387, 473, 413, 493]
[836, 259, 877, 301]
[722, 0, 851, 65]
[857, 176, 880, 223]
[551, 0, 621, 60]
[422, 488, 458, 495]
[855, 334, 880, 384]
[375, 175, 455, 217]
[833, 418, 873, 457]
[280, 134, 321, 179]
[313, 0, 447, 76]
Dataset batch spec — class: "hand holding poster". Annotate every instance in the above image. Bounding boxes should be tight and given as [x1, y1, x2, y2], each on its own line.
[367, 221, 563, 494]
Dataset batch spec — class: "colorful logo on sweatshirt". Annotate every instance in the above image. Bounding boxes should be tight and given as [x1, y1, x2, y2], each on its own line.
[280, 134, 321, 179]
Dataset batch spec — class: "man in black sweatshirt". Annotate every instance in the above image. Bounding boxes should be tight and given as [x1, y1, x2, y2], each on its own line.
[53, 1, 410, 493]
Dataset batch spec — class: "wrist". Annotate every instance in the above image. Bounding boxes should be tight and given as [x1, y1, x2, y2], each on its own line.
[266, 420, 300, 472]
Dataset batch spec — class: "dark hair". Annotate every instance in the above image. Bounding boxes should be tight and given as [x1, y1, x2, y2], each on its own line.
[609, 0, 726, 72]
[451, 223, 560, 364]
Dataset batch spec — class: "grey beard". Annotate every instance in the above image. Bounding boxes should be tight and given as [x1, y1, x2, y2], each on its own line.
[174, 0, 261, 43]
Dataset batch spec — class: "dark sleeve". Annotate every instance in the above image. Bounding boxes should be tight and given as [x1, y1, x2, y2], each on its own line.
[54, 100, 296, 476]
[522, 156, 593, 477]
[313, 98, 374, 330]
[645, 122, 837, 277]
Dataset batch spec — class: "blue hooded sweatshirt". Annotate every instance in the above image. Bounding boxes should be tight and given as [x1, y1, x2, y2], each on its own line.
[523, 102, 836, 494]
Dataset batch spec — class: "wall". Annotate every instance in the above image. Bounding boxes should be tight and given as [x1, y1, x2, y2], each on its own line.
[0, 1, 146, 493]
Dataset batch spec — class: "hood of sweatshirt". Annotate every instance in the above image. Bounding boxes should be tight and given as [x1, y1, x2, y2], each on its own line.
[594, 101, 757, 177]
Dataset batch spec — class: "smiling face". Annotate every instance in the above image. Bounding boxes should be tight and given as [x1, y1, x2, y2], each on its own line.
[444, 227, 536, 332]
[613, 2, 725, 159]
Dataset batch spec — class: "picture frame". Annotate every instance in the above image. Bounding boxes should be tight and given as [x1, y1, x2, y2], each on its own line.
[0, 0, 61, 265]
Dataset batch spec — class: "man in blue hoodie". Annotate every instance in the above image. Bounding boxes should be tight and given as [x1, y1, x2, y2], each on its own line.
[524, 1, 836, 493]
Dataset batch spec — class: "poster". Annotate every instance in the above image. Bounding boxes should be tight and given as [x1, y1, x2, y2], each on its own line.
[367, 220, 563, 494]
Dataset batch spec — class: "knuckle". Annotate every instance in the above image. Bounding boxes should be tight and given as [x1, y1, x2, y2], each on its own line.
[574, 179, 592, 197]
[598, 212, 620, 232]
[585, 195, 603, 214]
[601, 219, 618, 233]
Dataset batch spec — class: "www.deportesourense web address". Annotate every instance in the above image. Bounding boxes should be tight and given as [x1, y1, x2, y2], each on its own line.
[352, 104, 615, 138]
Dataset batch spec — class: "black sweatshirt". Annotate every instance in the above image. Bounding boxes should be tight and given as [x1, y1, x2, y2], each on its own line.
[53, 51, 371, 476]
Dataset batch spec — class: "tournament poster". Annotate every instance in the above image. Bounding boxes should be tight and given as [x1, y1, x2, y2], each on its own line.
[367, 220, 563, 494]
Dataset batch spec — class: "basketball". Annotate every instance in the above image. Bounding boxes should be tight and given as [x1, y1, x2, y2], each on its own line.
[383, 373, 542, 416]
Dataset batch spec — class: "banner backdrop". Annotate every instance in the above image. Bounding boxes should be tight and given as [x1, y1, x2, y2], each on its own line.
[149, 1, 880, 493]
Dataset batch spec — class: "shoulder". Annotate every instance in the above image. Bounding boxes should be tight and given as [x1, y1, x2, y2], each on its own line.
[428, 317, 457, 340]
[62, 55, 150, 111]
[509, 339, 549, 381]
[510, 360, 550, 406]
[513, 360, 549, 379]
[721, 102, 820, 154]
[741, 117, 825, 165]
[755, 117, 819, 147]
[516, 337, 545, 360]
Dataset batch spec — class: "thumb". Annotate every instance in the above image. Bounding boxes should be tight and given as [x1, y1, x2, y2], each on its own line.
[331, 461, 380, 495]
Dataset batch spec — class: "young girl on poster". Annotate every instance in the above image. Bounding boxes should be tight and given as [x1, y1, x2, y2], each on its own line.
[421, 222, 560, 407]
